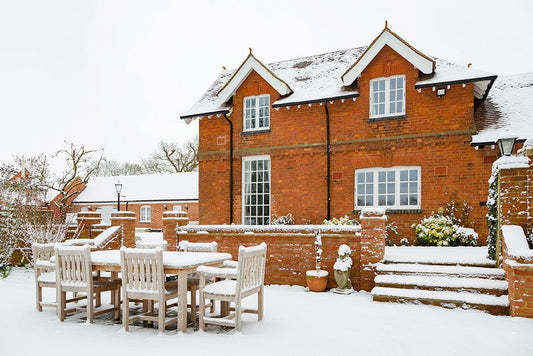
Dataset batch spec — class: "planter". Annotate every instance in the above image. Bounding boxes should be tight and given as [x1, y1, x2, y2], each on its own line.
[306, 269, 329, 292]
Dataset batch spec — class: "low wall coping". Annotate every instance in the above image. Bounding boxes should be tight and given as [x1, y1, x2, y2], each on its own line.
[178, 224, 361, 233]
[502, 225, 533, 262]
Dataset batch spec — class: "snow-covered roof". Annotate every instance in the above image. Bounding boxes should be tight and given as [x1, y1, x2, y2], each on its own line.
[73, 172, 198, 203]
[181, 33, 496, 121]
[472, 73, 533, 145]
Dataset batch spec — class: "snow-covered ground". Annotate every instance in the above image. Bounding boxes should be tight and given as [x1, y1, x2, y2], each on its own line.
[2, 268, 533, 356]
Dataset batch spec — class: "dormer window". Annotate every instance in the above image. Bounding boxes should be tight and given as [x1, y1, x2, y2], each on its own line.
[244, 94, 270, 131]
[370, 75, 405, 119]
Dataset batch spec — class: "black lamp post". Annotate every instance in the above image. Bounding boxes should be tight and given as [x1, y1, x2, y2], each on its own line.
[115, 182, 123, 211]
[497, 133, 518, 156]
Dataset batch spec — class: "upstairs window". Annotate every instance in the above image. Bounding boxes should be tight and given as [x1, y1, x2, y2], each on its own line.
[244, 94, 270, 131]
[355, 166, 420, 210]
[370, 75, 405, 118]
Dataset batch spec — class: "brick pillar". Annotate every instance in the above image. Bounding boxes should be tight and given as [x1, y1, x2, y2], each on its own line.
[162, 211, 189, 251]
[110, 211, 136, 248]
[359, 208, 387, 292]
[76, 212, 102, 239]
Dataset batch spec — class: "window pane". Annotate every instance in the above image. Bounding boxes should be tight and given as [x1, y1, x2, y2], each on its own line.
[357, 197, 366, 206]
[366, 196, 373, 206]
[378, 183, 386, 194]
[410, 182, 417, 193]
[367, 184, 373, 194]
[366, 172, 373, 182]
[400, 195, 408, 205]
[410, 169, 418, 181]
[357, 173, 365, 184]
[387, 195, 395, 206]
[400, 170, 408, 181]
[379, 80, 385, 91]
[410, 195, 418, 205]
[400, 182, 408, 194]
[357, 184, 365, 194]
[378, 195, 386, 205]
[378, 171, 386, 182]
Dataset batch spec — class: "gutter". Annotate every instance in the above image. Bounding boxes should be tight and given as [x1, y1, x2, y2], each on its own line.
[224, 113, 234, 224]
[325, 101, 331, 220]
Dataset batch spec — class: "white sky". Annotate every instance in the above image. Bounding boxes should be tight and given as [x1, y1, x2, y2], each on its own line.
[1, 0, 532, 173]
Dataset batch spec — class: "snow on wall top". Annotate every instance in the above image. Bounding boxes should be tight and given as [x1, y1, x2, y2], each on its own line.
[472, 73, 533, 145]
[181, 47, 494, 120]
[73, 172, 198, 203]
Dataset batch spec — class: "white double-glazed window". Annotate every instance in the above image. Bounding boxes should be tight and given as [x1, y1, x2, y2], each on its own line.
[242, 155, 270, 225]
[370, 75, 405, 118]
[244, 94, 270, 131]
[140, 205, 151, 222]
[355, 166, 420, 210]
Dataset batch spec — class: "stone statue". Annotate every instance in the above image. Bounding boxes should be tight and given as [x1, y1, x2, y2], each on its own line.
[333, 244, 354, 294]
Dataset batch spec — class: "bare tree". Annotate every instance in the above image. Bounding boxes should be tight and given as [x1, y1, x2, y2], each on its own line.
[96, 160, 144, 176]
[47, 142, 104, 221]
[142, 137, 198, 173]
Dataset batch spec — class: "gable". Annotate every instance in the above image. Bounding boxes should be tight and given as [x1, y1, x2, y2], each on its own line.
[217, 53, 292, 104]
[342, 27, 435, 86]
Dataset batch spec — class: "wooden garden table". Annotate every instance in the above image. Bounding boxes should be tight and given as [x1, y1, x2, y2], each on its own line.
[90, 250, 232, 332]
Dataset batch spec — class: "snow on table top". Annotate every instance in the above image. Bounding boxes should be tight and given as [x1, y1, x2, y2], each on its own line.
[376, 263, 504, 276]
[375, 274, 508, 290]
[372, 287, 510, 306]
[91, 250, 231, 269]
[384, 246, 494, 266]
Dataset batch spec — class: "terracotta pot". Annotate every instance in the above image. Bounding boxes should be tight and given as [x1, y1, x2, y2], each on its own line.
[306, 270, 329, 292]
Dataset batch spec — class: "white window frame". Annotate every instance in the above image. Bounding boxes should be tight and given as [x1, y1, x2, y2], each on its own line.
[354, 166, 421, 210]
[369, 75, 405, 119]
[140, 205, 151, 223]
[242, 155, 271, 225]
[243, 94, 270, 132]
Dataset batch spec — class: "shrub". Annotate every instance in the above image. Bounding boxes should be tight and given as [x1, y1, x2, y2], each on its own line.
[323, 215, 358, 225]
[385, 221, 399, 246]
[271, 213, 294, 225]
[412, 214, 478, 247]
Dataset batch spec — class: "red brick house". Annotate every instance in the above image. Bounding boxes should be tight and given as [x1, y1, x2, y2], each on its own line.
[70, 172, 199, 229]
[180, 25, 532, 244]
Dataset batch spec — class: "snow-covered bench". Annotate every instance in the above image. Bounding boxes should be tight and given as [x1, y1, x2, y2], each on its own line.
[63, 225, 121, 250]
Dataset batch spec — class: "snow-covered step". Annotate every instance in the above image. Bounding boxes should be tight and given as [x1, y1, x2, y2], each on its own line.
[374, 274, 508, 296]
[371, 287, 510, 315]
[383, 246, 495, 267]
[375, 263, 505, 280]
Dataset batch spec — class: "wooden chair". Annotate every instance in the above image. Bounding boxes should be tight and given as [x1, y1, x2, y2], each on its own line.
[120, 247, 178, 332]
[54, 245, 121, 323]
[197, 242, 267, 332]
[33, 243, 85, 312]
[177, 241, 218, 322]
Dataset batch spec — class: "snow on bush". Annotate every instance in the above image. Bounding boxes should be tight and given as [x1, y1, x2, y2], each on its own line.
[323, 215, 358, 225]
[271, 213, 294, 225]
[412, 214, 478, 247]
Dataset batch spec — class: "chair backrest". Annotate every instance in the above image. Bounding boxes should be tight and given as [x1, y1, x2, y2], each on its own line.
[178, 240, 217, 253]
[236, 243, 267, 296]
[32, 243, 56, 269]
[54, 245, 92, 290]
[120, 247, 165, 298]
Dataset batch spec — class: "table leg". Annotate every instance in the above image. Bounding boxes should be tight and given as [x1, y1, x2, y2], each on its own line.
[177, 270, 188, 332]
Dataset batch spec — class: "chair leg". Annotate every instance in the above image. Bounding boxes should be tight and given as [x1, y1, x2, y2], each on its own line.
[123, 296, 130, 331]
[199, 290, 205, 331]
[190, 285, 197, 322]
[58, 291, 66, 321]
[36, 283, 42, 311]
[235, 302, 242, 332]
[158, 299, 165, 333]
[114, 287, 120, 320]
[258, 286, 264, 321]
[210, 299, 215, 313]
[87, 292, 94, 323]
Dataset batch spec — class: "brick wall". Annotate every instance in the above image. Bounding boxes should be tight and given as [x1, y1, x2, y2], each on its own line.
[199, 45, 493, 244]
[498, 153, 533, 318]
[177, 211, 386, 290]
[71, 201, 199, 229]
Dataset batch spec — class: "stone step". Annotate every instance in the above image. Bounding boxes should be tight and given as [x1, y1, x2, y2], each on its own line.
[374, 274, 508, 296]
[371, 286, 510, 315]
[375, 263, 506, 280]
[383, 247, 495, 268]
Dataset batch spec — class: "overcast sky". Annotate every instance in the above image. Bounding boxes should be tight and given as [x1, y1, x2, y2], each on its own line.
[1, 0, 532, 173]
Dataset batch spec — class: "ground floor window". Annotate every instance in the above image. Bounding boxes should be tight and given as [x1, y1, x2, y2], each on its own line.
[355, 166, 421, 210]
[242, 155, 270, 225]
[140, 205, 151, 222]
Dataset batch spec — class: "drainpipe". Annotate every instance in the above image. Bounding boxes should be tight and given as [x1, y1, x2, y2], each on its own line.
[223, 113, 234, 224]
[324, 101, 331, 220]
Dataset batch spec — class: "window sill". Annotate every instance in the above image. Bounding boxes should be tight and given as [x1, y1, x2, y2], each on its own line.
[139, 221, 151, 224]
[353, 208, 421, 214]
[241, 129, 271, 136]
[368, 115, 407, 123]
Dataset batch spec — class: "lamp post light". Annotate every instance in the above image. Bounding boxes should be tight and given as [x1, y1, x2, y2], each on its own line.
[497, 132, 518, 157]
[115, 182, 123, 211]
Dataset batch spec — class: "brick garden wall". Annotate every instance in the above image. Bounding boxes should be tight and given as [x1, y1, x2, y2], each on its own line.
[198, 45, 494, 244]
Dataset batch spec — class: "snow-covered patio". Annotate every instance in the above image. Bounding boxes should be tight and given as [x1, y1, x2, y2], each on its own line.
[2, 267, 533, 356]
